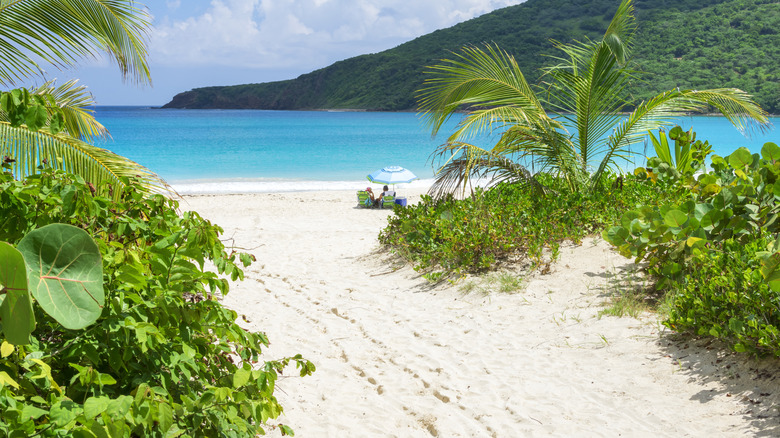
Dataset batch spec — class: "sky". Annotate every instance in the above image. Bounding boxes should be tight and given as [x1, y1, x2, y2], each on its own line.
[48, 0, 525, 106]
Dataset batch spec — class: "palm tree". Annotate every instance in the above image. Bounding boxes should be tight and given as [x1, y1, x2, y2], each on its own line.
[0, 0, 169, 196]
[417, 0, 769, 197]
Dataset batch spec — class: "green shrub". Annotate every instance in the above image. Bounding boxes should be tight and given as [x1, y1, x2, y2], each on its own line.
[665, 238, 780, 356]
[605, 142, 780, 290]
[380, 174, 670, 278]
[604, 133, 780, 357]
[0, 169, 313, 436]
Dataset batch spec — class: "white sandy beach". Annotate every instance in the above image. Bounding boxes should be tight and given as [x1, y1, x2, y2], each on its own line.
[181, 189, 780, 437]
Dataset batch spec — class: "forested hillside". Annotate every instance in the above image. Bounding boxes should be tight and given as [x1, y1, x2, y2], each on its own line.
[162, 0, 780, 113]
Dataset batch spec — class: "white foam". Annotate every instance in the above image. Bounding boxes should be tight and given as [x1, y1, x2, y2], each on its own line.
[171, 178, 436, 195]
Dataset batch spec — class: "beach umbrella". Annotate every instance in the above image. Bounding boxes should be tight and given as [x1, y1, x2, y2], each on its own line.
[367, 166, 418, 188]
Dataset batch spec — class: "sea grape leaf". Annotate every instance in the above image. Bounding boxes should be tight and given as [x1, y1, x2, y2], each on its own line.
[728, 147, 753, 169]
[664, 209, 687, 228]
[693, 204, 714, 221]
[18, 224, 104, 330]
[0, 242, 35, 345]
[604, 226, 629, 245]
[701, 184, 721, 197]
[761, 142, 780, 163]
[686, 236, 704, 248]
[620, 210, 640, 229]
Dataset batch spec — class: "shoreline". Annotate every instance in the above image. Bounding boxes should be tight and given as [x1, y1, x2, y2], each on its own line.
[171, 178, 436, 196]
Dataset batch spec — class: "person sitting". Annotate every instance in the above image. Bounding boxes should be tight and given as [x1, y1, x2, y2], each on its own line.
[378, 185, 395, 207]
[365, 187, 379, 207]
[381, 185, 395, 198]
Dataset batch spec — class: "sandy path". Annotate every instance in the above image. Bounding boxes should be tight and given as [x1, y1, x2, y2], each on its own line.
[181, 191, 780, 437]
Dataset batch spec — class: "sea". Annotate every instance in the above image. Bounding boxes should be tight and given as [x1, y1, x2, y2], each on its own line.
[92, 106, 779, 195]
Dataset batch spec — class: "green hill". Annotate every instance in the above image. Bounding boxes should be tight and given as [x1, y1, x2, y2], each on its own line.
[162, 0, 780, 114]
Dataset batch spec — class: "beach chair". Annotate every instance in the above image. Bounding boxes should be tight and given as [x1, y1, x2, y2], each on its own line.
[381, 194, 396, 209]
[356, 190, 372, 208]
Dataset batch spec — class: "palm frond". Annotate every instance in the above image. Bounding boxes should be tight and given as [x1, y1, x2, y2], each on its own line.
[428, 140, 547, 199]
[589, 87, 770, 188]
[682, 88, 770, 135]
[543, 0, 637, 170]
[601, 0, 636, 64]
[418, 44, 549, 140]
[0, 0, 151, 86]
[31, 79, 109, 142]
[0, 122, 171, 198]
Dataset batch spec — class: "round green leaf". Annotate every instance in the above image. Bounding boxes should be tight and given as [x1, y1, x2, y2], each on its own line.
[604, 226, 629, 245]
[693, 203, 714, 221]
[18, 224, 104, 330]
[700, 209, 723, 230]
[0, 243, 35, 345]
[713, 189, 734, 209]
[620, 211, 640, 229]
[663, 209, 688, 228]
[728, 147, 753, 169]
[761, 142, 780, 162]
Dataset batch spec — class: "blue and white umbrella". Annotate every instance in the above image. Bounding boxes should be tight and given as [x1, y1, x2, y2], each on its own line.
[367, 166, 418, 187]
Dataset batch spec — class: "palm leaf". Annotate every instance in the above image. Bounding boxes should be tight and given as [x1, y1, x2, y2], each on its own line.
[31, 79, 108, 142]
[542, 1, 637, 173]
[0, 0, 151, 86]
[428, 140, 547, 199]
[590, 87, 770, 188]
[601, 0, 636, 64]
[0, 122, 170, 197]
[499, 122, 584, 191]
[418, 44, 550, 141]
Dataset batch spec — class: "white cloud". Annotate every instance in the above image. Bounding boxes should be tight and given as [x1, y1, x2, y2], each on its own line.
[149, 0, 524, 70]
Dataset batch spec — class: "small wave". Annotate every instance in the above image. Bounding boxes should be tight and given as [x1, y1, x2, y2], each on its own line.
[172, 178, 436, 195]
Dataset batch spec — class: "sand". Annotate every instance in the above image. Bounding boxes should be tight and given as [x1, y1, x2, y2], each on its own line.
[181, 189, 780, 437]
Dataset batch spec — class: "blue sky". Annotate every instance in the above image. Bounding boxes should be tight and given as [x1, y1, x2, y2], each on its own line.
[48, 0, 525, 106]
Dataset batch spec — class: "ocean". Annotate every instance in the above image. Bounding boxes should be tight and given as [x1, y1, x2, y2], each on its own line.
[93, 106, 779, 194]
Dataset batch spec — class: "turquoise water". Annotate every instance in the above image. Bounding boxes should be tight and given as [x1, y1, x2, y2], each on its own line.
[93, 107, 778, 194]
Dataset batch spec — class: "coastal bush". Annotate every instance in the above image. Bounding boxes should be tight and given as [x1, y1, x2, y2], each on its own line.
[605, 141, 780, 289]
[664, 237, 780, 356]
[380, 174, 672, 278]
[604, 135, 780, 356]
[0, 168, 313, 436]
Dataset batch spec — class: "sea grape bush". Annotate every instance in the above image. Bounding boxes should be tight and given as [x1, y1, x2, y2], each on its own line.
[604, 130, 780, 356]
[605, 141, 780, 289]
[0, 168, 314, 436]
[665, 237, 780, 356]
[379, 175, 670, 279]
